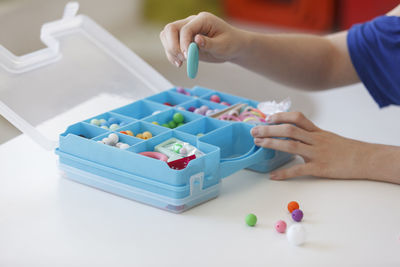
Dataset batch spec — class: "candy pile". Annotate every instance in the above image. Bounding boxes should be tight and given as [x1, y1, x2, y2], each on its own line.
[120, 130, 153, 140]
[152, 112, 185, 129]
[245, 201, 306, 246]
[209, 94, 230, 106]
[218, 105, 267, 125]
[185, 105, 221, 116]
[90, 117, 127, 131]
[97, 133, 130, 149]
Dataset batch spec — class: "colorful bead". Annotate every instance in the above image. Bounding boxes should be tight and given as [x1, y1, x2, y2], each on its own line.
[152, 121, 159, 125]
[287, 224, 306, 246]
[142, 131, 152, 139]
[245, 213, 257, 227]
[188, 106, 196, 112]
[109, 124, 119, 131]
[210, 94, 221, 103]
[220, 101, 230, 106]
[291, 209, 304, 222]
[125, 130, 134, 136]
[275, 220, 287, 233]
[173, 112, 184, 123]
[90, 119, 101, 126]
[288, 201, 299, 213]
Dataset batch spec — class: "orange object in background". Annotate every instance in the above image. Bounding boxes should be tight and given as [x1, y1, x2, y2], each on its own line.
[224, 0, 335, 31]
[339, 0, 399, 29]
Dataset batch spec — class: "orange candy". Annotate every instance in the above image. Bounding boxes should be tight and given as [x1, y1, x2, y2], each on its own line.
[287, 201, 299, 213]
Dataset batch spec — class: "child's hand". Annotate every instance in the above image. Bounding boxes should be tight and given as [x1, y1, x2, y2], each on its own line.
[250, 112, 378, 181]
[159, 12, 246, 67]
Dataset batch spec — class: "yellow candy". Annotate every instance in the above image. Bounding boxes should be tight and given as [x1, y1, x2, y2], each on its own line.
[151, 121, 159, 125]
[136, 133, 143, 139]
[142, 131, 153, 139]
[125, 130, 134, 136]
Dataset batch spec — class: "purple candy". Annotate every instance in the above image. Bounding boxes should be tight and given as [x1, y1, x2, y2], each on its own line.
[291, 209, 304, 222]
[177, 87, 185, 93]
[188, 106, 196, 112]
[184, 92, 191, 96]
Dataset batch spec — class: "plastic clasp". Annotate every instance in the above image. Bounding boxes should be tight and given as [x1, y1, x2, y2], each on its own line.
[189, 172, 204, 196]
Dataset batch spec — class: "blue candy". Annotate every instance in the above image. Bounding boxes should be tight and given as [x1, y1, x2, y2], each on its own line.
[108, 117, 119, 125]
[187, 42, 199, 79]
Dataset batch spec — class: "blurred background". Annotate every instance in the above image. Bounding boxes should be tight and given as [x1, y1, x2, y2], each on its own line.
[0, 0, 398, 144]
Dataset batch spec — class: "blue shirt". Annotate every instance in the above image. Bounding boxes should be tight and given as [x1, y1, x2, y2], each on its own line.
[347, 15, 400, 108]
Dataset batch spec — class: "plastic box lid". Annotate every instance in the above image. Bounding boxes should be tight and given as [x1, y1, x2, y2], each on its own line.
[0, 2, 172, 150]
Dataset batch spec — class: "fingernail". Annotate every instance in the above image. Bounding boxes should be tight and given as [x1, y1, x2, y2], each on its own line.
[254, 138, 262, 144]
[174, 60, 181, 67]
[184, 51, 187, 59]
[177, 53, 185, 62]
[251, 127, 259, 137]
[198, 37, 205, 47]
[270, 173, 278, 180]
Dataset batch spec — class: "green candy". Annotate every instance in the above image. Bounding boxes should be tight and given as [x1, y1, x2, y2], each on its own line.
[168, 120, 177, 129]
[177, 122, 185, 127]
[245, 213, 257, 227]
[173, 112, 184, 124]
[162, 123, 170, 128]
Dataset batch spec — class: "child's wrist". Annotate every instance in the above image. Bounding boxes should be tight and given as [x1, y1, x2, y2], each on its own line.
[229, 30, 255, 64]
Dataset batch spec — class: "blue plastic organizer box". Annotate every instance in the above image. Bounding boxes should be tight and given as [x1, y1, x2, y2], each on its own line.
[56, 86, 294, 213]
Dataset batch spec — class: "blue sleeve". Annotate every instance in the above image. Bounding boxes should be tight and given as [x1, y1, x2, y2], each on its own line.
[347, 15, 400, 108]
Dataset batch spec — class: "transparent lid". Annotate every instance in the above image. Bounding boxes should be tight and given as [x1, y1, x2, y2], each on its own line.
[0, 2, 172, 150]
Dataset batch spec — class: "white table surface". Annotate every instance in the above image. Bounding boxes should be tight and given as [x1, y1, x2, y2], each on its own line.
[1, 63, 400, 266]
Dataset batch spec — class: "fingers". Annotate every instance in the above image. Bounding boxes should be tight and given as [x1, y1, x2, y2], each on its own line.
[268, 112, 319, 132]
[160, 16, 194, 67]
[253, 137, 312, 158]
[251, 124, 314, 145]
[179, 12, 214, 57]
[270, 163, 312, 180]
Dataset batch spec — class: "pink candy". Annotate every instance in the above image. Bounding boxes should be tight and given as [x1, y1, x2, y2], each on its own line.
[210, 94, 221, 103]
[275, 220, 287, 233]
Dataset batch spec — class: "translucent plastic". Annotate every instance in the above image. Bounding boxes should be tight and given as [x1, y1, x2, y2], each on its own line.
[0, 2, 172, 150]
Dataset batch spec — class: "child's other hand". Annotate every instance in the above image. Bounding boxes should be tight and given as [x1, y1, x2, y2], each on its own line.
[160, 12, 246, 67]
[250, 112, 374, 180]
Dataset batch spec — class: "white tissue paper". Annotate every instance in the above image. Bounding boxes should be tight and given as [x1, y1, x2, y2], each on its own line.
[257, 97, 291, 116]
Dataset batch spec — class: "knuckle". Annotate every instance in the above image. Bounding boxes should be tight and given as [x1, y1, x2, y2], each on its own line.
[284, 125, 296, 136]
[292, 112, 304, 122]
[164, 23, 177, 33]
[198, 11, 210, 18]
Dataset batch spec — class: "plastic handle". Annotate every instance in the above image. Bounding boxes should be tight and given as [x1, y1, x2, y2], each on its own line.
[219, 146, 274, 178]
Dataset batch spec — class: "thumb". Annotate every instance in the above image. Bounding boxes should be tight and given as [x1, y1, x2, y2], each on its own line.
[194, 34, 218, 53]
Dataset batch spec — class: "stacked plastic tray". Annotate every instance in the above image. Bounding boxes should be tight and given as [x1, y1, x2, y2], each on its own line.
[57, 86, 294, 213]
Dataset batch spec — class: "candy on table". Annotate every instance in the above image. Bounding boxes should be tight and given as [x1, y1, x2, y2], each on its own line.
[288, 201, 300, 213]
[245, 213, 257, 227]
[291, 209, 304, 222]
[275, 220, 287, 233]
[287, 224, 306, 246]
[173, 112, 184, 123]
[90, 116, 127, 130]
[210, 94, 221, 103]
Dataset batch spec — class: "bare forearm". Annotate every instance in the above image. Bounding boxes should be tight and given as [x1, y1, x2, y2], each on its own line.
[360, 143, 400, 184]
[231, 31, 359, 90]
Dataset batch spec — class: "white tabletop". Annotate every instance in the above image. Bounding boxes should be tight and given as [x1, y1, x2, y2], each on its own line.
[1, 62, 400, 266]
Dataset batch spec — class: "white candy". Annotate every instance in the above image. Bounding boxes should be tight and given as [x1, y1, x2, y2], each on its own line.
[179, 147, 188, 155]
[119, 143, 129, 149]
[115, 142, 123, 148]
[102, 137, 113, 146]
[97, 140, 104, 144]
[287, 224, 306, 246]
[108, 133, 119, 145]
[152, 110, 161, 115]
[177, 107, 185, 111]
[109, 124, 119, 131]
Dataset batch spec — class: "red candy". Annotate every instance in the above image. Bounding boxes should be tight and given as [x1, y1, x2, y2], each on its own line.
[164, 102, 173, 106]
[210, 94, 221, 103]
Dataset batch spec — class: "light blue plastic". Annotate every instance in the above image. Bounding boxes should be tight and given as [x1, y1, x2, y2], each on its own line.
[57, 87, 294, 213]
[187, 42, 199, 79]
